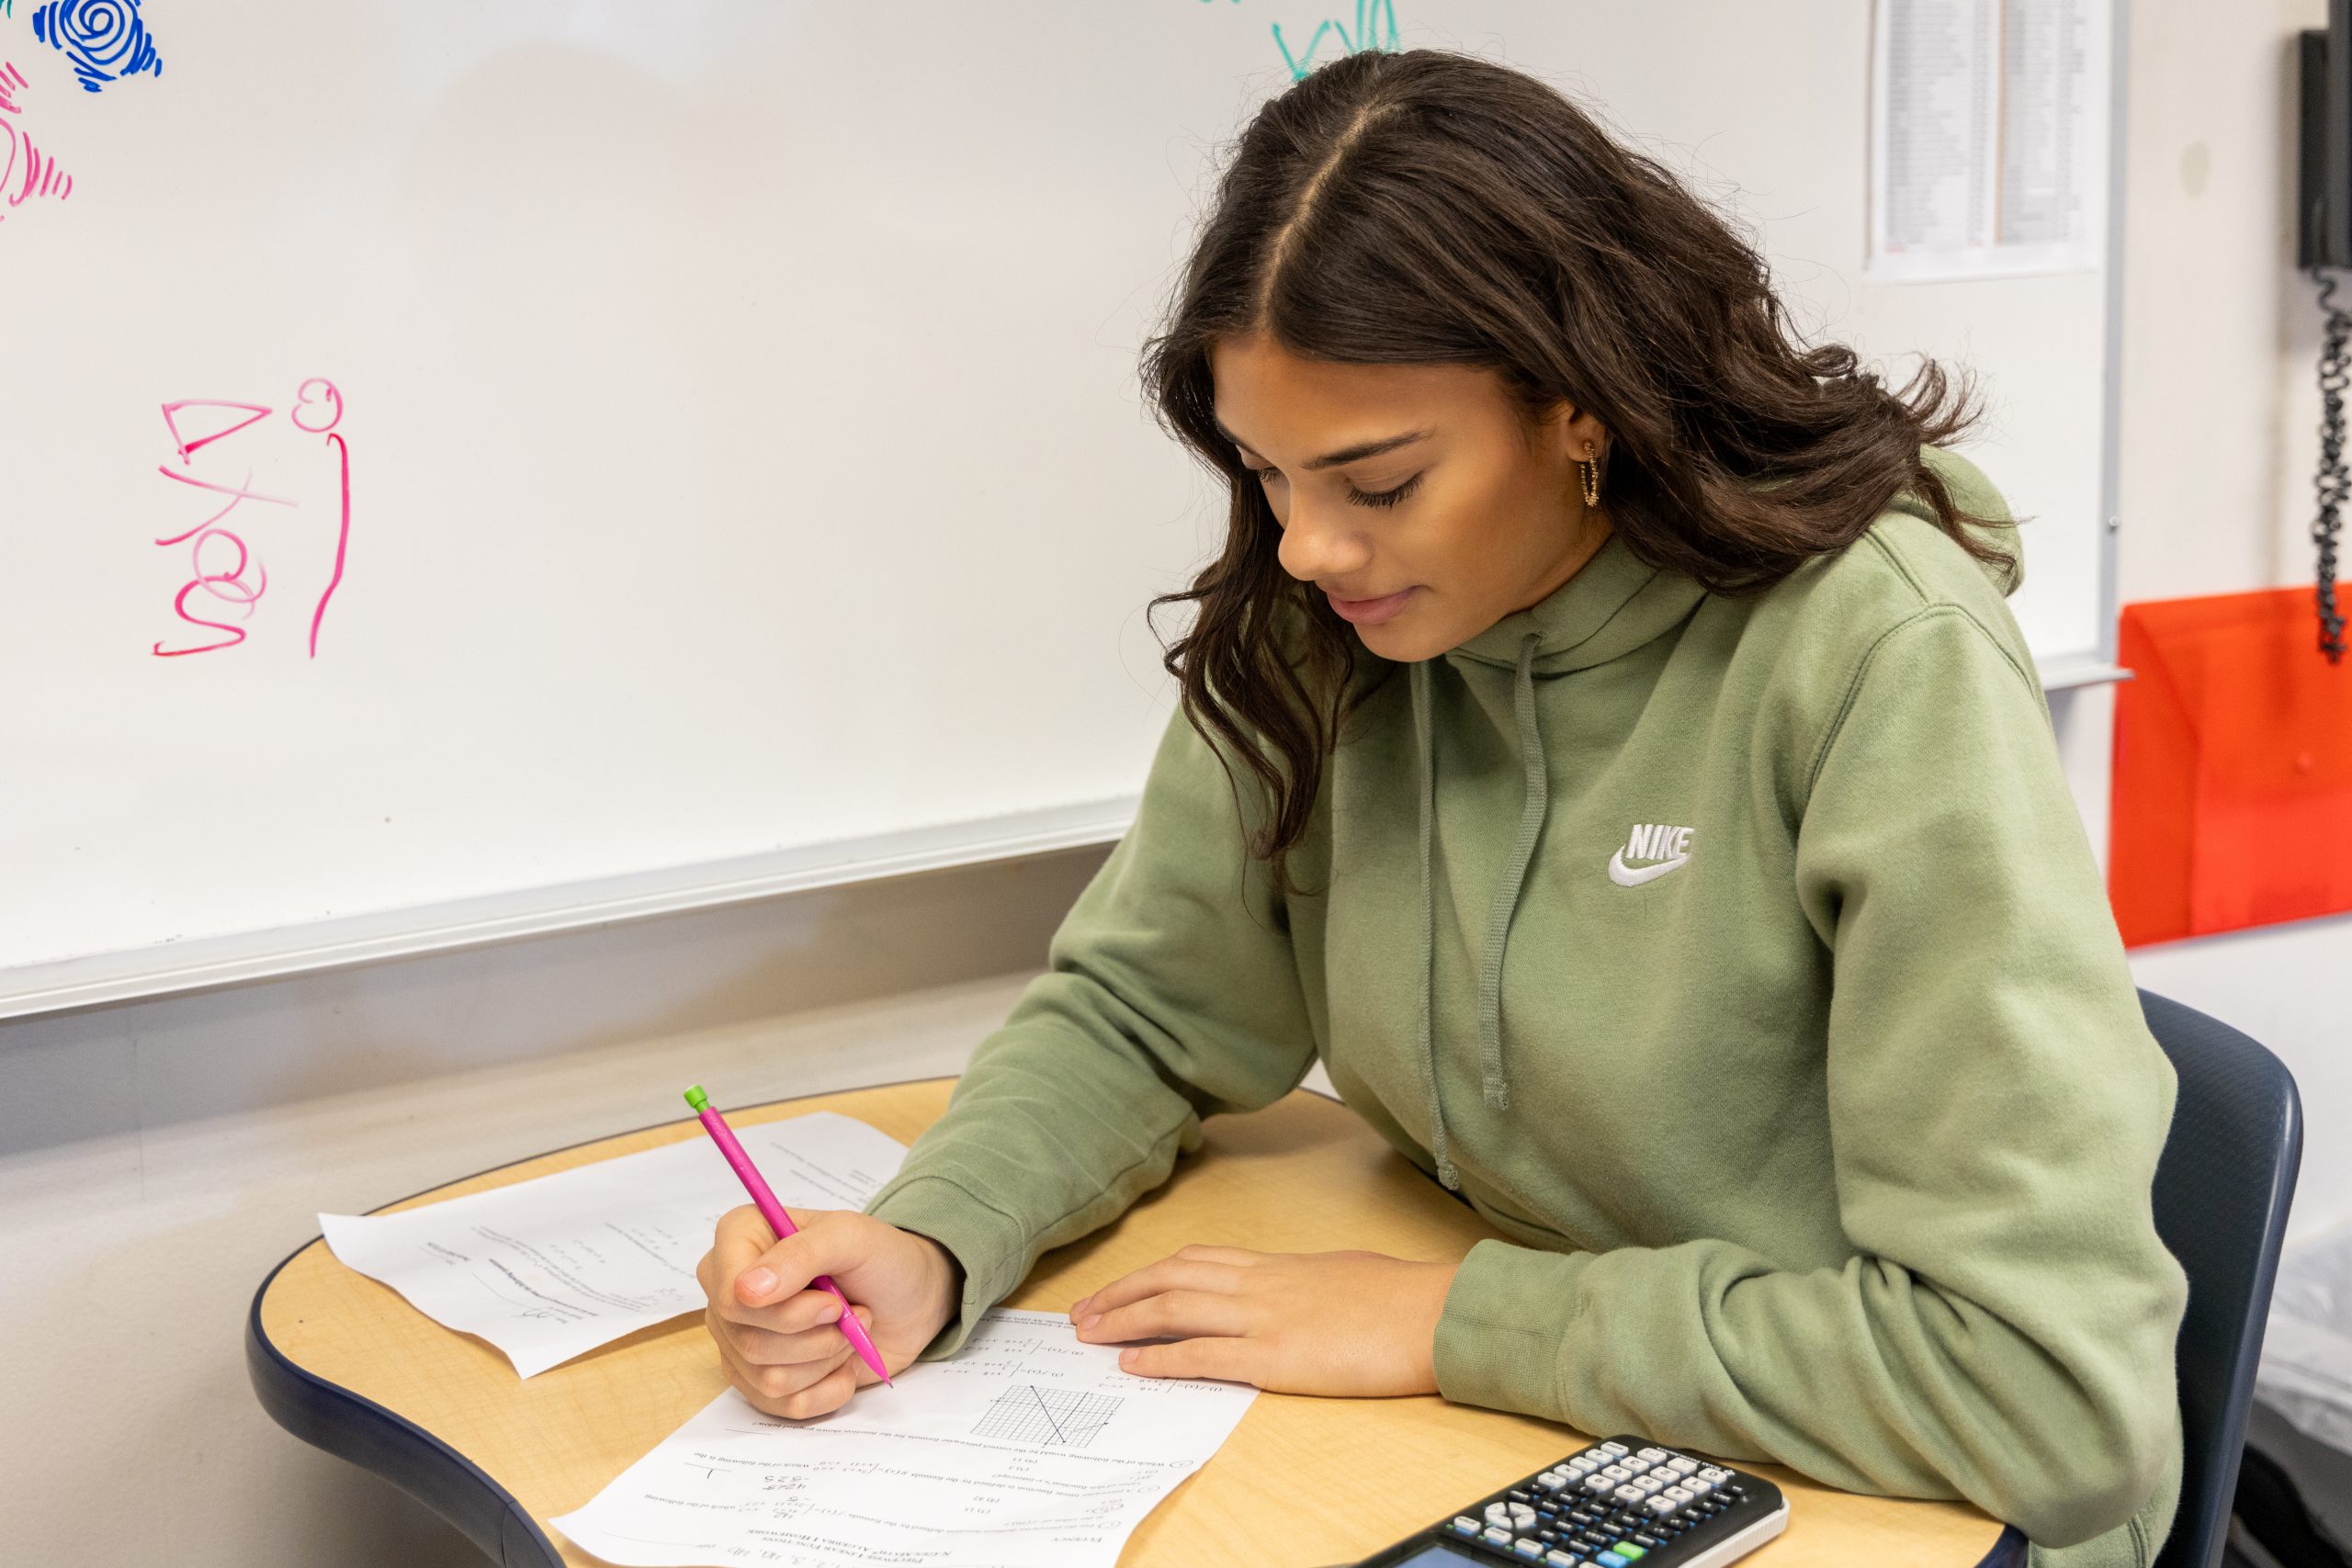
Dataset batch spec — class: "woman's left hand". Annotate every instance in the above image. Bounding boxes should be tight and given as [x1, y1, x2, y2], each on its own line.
[1069, 1245, 1460, 1396]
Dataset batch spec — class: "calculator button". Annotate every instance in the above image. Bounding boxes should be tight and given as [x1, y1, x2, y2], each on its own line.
[1684, 1478, 1713, 1496]
[1545, 1554, 1579, 1567]
[1599, 1442, 1629, 1457]
[1510, 1504, 1540, 1532]
[1611, 1486, 1644, 1506]
[1595, 1554, 1630, 1568]
[1536, 1471, 1566, 1491]
[1665, 1457, 1697, 1475]
[1644, 1495, 1676, 1517]
[1633, 1534, 1661, 1549]
[1599, 1464, 1633, 1483]
[1634, 1475, 1666, 1494]
[1636, 1448, 1669, 1463]
[1698, 1466, 1730, 1483]
[1514, 1540, 1546, 1559]
[1663, 1485, 1693, 1505]
[1567, 1454, 1600, 1472]
[1452, 1516, 1483, 1536]
[1582, 1475, 1616, 1496]
[1487, 1505, 1513, 1527]
[1486, 1526, 1516, 1546]
[1611, 1542, 1646, 1560]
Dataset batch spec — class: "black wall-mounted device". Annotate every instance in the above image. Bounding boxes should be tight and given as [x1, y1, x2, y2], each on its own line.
[2301, 4, 2352, 269]
[2297, 3, 2350, 660]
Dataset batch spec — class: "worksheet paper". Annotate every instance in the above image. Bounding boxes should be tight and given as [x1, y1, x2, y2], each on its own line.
[550, 1310, 1259, 1568]
[320, 1111, 907, 1377]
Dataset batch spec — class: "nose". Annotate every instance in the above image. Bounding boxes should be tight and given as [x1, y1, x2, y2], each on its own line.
[1274, 496, 1373, 586]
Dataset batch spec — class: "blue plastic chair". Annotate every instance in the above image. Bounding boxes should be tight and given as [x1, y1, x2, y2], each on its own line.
[2141, 988, 2303, 1568]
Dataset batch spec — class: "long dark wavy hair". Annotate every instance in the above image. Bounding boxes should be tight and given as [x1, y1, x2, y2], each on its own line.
[1139, 48, 2003, 897]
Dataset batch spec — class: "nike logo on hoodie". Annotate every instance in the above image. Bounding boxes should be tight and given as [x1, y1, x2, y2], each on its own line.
[1609, 822, 1693, 886]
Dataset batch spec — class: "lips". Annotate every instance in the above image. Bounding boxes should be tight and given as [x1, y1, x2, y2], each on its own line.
[1324, 586, 1417, 626]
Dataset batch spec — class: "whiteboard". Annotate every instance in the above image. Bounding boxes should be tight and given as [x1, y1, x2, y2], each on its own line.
[0, 1, 2124, 1015]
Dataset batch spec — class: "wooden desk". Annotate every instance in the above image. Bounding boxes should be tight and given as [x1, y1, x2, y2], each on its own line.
[249, 1078, 2016, 1567]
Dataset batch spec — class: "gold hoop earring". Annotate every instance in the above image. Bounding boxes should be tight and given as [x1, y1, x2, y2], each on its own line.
[1580, 447, 1601, 508]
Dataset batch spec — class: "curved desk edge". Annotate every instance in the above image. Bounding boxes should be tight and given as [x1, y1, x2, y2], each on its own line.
[247, 1240, 565, 1568]
[245, 1077, 2029, 1568]
[251, 1239, 2032, 1568]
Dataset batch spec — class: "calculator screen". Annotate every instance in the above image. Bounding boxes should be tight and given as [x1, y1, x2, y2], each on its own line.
[1389, 1546, 1485, 1567]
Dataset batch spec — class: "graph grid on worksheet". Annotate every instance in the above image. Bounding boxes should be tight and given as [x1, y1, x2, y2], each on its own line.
[972, 1386, 1123, 1450]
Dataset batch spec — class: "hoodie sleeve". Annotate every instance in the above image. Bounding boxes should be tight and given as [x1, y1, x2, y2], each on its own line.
[863, 701, 1319, 1357]
[1430, 604, 2187, 1555]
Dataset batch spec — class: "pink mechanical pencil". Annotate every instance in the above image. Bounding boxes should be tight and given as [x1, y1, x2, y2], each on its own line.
[683, 1084, 892, 1387]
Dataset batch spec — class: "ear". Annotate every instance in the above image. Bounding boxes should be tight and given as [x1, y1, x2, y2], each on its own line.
[1534, 398, 1609, 463]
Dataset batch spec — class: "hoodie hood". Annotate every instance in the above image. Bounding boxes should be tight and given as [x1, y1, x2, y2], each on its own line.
[1446, 530, 1714, 676]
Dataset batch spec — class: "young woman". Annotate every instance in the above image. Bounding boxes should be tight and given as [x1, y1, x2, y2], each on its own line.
[695, 49, 2185, 1568]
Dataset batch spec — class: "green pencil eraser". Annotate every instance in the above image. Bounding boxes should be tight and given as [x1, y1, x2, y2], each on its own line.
[684, 1084, 709, 1112]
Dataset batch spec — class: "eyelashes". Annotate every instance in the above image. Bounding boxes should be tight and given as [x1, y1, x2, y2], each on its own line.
[1248, 465, 1424, 511]
[1349, 472, 1424, 510]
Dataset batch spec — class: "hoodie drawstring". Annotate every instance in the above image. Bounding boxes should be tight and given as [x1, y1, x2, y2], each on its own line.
[1411, 631, 1550, 1190]
[1409, 657, 1453, 1189]
[1478, 633, 1550, 1109]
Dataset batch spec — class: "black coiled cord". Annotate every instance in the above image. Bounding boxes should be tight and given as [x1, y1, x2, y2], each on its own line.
[2313, 269, 2350, 661]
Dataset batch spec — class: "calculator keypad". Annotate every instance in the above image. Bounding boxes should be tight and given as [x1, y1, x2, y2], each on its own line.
[1425, 1437, 1761, 1567]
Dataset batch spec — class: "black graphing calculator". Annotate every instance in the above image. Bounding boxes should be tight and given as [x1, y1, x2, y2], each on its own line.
[1351, 1436, 1790, 1568]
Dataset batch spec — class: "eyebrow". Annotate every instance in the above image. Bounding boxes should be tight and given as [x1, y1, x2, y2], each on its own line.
[1213, 420, 1432, 471]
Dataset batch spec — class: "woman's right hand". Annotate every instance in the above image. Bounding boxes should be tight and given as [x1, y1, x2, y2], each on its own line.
[695, 1204, 962, 1419]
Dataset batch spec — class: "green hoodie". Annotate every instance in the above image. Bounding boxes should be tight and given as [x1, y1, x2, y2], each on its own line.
[865, 449, 2187, 1568]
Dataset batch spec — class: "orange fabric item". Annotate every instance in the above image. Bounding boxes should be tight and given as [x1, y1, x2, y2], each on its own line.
[2109, 586, 2352, 946]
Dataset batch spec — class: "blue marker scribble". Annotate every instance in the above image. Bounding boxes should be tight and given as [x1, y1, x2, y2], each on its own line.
[1273, 0, 1398, 81]
[30, 0, 163, 95]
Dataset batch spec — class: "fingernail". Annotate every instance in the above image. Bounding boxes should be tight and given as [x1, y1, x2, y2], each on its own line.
[1070, 1294, 1091, 1314]
[1076, 1312, 1100, 1332]
[1118, 1348, 1138, 1369]
[742, 1267, 776, 1297]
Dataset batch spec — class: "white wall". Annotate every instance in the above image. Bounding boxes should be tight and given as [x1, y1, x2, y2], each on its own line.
[2, 8, 2346, 1565]
[2054, 0, 2351, 1245]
